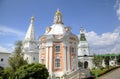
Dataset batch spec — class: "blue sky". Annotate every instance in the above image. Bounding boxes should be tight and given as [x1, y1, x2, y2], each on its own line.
[0, 0, 120, 54]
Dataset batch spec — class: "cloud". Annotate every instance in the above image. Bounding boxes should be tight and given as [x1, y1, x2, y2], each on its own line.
[0, 44, 14, 53]
[0, 46, 11, 53]
[85, 27, 120, 54]
[114, 0, 120, 20]
[0, 25, 25, 37]
[0, 25, 25, 52]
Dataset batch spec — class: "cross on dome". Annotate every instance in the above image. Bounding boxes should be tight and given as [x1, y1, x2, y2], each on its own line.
[53, 8, 63, 24]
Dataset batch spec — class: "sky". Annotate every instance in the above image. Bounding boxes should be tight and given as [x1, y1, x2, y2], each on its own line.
[0, 0, 120, 54]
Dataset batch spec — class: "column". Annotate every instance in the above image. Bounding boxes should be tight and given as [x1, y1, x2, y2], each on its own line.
[76, 47, 78, 69]
[67, 46, 70, 72]
[46, 47, 48, 69]
[64, 46, 67, 72]
[49, 46, 52, 76]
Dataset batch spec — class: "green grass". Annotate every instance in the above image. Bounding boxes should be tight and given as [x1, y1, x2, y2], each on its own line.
[91, 68, 107, 77]
[90, 66, 120, 79]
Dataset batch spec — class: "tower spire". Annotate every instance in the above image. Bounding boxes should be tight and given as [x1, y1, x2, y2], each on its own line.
[24, 16, 35, 41]
[53, 9, 63, 24]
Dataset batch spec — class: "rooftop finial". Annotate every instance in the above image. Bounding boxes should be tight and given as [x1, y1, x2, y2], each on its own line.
[56, 8, 61, 15]
[80, 27, 84, 34]
[31, 16, 34, 24]
[53, 8, 63, 24]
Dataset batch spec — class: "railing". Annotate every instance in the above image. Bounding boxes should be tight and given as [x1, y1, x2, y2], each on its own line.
[63, 69, 79, 79]
[63, 69, 91, 79]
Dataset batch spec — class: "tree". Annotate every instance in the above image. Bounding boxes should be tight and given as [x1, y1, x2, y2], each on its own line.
[14, 63, 49, 79]
[104, 56, 110, 69]
[0, 66, 4, 78]
[78, 61, 83, 68]
[117, 54, 120, 65]
[2, 67, 13, 79]
[93, 54, 103, 68]
[8, 41, 28, 71]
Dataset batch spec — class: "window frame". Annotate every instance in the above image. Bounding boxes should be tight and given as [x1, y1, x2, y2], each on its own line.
[1, 58, 3, 62]
[55, 57, 60, 68]
[55, 45, 60, 52]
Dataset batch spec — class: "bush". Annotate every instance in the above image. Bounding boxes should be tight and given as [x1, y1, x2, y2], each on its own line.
[14, 63, 49, 79]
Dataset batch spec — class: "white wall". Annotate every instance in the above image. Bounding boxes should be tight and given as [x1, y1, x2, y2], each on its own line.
[0, 53, 10, 68]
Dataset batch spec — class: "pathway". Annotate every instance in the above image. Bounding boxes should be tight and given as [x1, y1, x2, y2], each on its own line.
[99, 67, 120, 79]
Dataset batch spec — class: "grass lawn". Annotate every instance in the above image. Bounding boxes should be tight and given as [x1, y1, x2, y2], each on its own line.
[90, 66, 120, 79]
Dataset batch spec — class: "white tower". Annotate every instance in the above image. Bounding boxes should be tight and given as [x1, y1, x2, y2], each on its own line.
[78, 28, 90, 56]
[78, 28, 94, 69]
[22, 16, 39, 64]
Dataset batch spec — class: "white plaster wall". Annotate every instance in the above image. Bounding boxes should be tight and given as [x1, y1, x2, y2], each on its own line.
[78, 56, 94, 69]
[24, 52, 39, 64]
[0, 53, 10, 68]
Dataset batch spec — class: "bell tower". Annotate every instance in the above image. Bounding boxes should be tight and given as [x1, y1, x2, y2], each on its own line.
[78, 27, 90, 56]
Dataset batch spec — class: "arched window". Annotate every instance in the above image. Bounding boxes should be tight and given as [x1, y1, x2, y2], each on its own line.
[55, 57, 60, 67]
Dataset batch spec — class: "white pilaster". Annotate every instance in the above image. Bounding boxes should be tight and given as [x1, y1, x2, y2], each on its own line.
[67, 46, 70, 72]
[64, 46, 67, 72]
[46, 47, 48, 69]
[49, 46, 52, 76]
[76, 47, 78, 69]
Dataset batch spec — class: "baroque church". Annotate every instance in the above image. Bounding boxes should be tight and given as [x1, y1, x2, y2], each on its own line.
[22, 9, 93, 78]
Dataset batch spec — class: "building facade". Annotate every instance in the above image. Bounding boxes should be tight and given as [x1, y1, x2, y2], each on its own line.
[22, 16, 39, 64]
[39, 9, 79, 78]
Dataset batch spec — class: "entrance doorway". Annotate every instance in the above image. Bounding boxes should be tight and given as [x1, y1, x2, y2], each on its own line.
[84, 61, 88, 69]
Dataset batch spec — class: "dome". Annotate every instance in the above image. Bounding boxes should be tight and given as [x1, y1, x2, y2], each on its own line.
[47, 24, 66, 35]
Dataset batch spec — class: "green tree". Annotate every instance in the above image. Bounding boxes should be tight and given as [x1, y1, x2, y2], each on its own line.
[8, 41, 28, 71]
[78, 61, 83, 68]
[14, 63, 49, 79]
[5, 41, 28, 78]
[104, 56, 110, 69]
[93, 54, 103, 68]
[0, 66, 4, 78]
[117, 54, 120, 65]
[2, 67, 13, 79]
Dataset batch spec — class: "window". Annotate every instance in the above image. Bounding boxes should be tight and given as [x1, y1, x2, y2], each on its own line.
[41, 59, 44, 64]
[41, 48, 44, 53]
[55, 45, 60, 52]
[33, 57, 35, 61]
[72, 48, 74, 52]
[55, 57, 60, 67]
[1, 58, 3, 62]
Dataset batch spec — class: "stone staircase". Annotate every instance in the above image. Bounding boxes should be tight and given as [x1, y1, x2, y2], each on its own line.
[63, 69, 91, 79]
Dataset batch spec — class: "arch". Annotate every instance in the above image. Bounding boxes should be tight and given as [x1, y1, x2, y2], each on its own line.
[84, 61, 88, 69]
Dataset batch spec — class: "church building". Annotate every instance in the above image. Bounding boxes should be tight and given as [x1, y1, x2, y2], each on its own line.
[39, 9, 79, 78]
